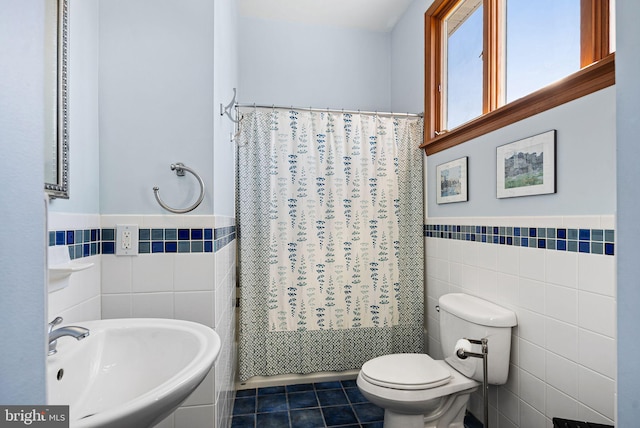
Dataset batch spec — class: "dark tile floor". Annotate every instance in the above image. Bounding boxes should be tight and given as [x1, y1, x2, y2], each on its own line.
[231, 380, 484, 428]
[231, 380, 384, 428]
[465, 412, 483, 428]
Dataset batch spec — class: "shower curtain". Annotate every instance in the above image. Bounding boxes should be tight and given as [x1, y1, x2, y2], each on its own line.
[237, 107, 424, 380]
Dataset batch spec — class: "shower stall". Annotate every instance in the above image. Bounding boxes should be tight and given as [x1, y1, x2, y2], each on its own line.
[235, 106, 425, 385]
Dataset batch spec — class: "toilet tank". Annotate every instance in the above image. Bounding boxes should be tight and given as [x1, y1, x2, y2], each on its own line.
[438, 293, 517, 385]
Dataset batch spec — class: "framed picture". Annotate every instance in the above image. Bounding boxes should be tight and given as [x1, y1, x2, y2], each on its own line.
[496, 130, 556, 199]
[436, 156, 468, 204]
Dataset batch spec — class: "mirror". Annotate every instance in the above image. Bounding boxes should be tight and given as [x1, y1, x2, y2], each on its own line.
[44, 0, 69, 199]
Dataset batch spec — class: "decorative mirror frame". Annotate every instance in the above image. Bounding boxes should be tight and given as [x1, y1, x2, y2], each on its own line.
[45, 0, 69, 199]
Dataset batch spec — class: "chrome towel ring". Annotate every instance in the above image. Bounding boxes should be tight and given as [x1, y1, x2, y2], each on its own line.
[153, 162, 205, 214]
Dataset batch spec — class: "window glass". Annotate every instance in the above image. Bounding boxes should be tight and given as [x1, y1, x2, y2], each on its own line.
[506, 0, 580, 103]
[445, 0, 483, 130]
[610, 0, 616, 52]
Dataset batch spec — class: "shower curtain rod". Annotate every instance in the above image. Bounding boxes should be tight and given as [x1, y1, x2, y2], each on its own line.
[235, 103, 423, 118]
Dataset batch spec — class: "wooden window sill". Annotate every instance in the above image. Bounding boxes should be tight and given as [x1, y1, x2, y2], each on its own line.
[421, 53, 615, 155]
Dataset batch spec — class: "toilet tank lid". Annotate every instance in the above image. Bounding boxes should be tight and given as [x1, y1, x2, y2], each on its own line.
[439, 293, 517, 327]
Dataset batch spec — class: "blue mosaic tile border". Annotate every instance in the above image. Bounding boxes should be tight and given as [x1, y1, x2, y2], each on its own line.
[214, 226, 236, 252]
[424, 224, 615, 256]
[48, 228, 101, 260]
[122, 227, 214, 254]
[49, 226, 236, 258]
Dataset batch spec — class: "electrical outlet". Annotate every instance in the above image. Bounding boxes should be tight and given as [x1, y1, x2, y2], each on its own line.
[116, 224, 139, 256]
[122, 231, 132, 249]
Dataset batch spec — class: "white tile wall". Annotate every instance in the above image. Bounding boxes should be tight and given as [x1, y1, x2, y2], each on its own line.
[425, 215, 616, 427]
[174, 404, 214, 428]
[47, 213, 102, 323]
[100, 215, 236, 428]
[48, 214, 237, 428]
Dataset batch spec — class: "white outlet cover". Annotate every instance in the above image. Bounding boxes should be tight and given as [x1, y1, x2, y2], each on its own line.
[116, 224, 139, 256]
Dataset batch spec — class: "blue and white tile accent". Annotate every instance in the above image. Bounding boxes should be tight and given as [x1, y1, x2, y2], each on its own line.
[97, 215, 237, 428]
[424, 224, 614, 256]
[47, 213, 103, 327]
[215, 226, 237, 252]
[425, 215, 617, 427]
[49, 228, 101, 260]
[104, 227, 216, 254]
[49, 225, 236, 257]
[48, 212, 237, 428]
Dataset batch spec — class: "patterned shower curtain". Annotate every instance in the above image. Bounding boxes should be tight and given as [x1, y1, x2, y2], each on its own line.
[237, 107, 424, 380]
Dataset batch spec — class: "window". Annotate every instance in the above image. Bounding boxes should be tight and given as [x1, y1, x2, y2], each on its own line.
[423, 0, 615, 155]
[445, 0, 483, 130]
[505, 1, 580, 103]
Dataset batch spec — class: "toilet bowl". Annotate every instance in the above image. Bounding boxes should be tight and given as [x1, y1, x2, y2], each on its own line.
[356, 293, 517, 428]
[356, 353, 478, 428]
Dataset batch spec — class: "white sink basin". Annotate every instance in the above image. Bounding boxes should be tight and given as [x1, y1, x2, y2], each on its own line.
[47, 318, 220, 428]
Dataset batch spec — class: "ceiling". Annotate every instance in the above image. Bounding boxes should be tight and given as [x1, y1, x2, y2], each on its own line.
[237, 0, 415, 32]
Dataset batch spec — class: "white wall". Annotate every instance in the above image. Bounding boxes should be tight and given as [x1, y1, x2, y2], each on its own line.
[390, 0, 618, 425]
[99, 0, 215, 215]
[99, 215, 237, 428]
[96, 1, 238, 426]
[426, 87, 616, 217]
[47, 213, 102, 323]
[615, 0, 640, 425]
[238, 15, 391, 111]
[391, 0, 430, 114]
[426, 216, 617, 426]
[213, 0, 238, 218]
[0, 0, 47, 404]
[43, 1, 239, 426]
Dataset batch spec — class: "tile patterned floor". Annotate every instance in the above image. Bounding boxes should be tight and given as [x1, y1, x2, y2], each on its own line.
[231, 380, 384, 428]
[231, 379, 484, 428]
[465, 412, 483, 428]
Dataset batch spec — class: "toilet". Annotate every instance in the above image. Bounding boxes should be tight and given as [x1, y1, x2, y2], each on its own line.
[357, 293, 517, 428]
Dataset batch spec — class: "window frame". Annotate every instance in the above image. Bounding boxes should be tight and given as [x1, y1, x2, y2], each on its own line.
[422, 0, 614, 155]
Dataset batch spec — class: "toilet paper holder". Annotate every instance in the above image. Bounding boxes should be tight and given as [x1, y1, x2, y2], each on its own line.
[455, 337, 487, 360]
[456, 338, 489, 428]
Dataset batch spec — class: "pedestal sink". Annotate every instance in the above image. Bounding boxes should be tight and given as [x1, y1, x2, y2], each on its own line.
[47, 318, 220, 428]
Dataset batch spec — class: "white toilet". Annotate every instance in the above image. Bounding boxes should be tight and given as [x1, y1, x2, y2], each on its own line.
[357, 293, 517, 428]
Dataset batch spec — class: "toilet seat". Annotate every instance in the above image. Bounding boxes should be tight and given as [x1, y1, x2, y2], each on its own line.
[360, 353, 452, 390]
